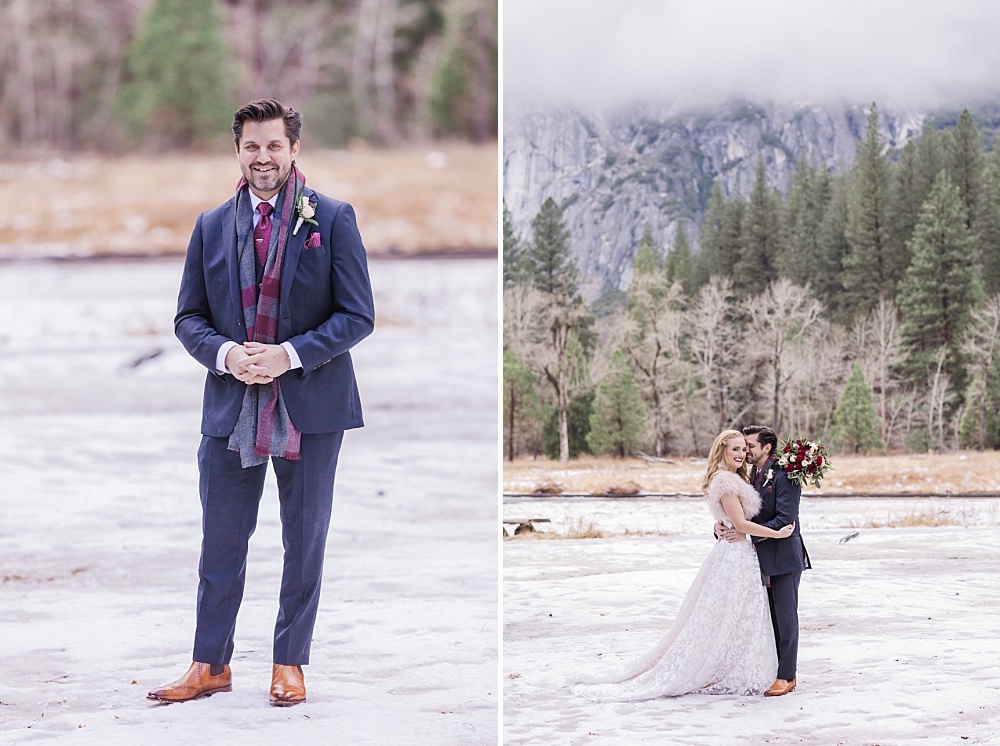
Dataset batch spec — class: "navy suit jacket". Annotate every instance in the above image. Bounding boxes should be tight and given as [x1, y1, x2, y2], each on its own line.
[175, 186, 375, 437]
[750, 458, 811, 577]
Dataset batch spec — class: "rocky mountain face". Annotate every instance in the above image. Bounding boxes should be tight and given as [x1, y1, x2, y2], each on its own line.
[503, 100, 926, 300]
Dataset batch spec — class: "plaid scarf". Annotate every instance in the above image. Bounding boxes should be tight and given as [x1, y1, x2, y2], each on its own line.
[226, 164, 305, 468]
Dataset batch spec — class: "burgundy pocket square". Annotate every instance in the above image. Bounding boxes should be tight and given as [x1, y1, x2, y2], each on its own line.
[304, 232, 322, 250]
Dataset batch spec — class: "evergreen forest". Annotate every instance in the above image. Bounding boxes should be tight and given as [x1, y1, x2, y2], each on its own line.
[504, 106, 1000, 462]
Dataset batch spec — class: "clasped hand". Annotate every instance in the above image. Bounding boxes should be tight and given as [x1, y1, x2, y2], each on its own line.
[715, 521, 795, 542]
[226, 342, 290, 385]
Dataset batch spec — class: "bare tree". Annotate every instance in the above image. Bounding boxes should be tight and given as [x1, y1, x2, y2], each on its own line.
[10, 0, 38, 145]
[850, 295, 903, 441]
[886, 386, 915, 451]
[960, 294, 1000, 450]
[687, 277, 749, 434]
[502, 282, 544, 358]
[926, 347, 955, 451]
[620, 262, 685, 457]
[503, 281, 590, 463]
[781, 319, 845, 438]
[744, 279, 824, 435]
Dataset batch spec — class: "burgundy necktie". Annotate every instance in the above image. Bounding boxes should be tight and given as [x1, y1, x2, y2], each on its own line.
[254, 202, 273, 266]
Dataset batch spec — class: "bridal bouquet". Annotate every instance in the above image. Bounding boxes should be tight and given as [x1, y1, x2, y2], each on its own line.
[777, 438, 831, 488]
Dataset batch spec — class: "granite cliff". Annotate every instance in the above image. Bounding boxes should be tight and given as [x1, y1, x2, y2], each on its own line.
[503, 100, 926, 299]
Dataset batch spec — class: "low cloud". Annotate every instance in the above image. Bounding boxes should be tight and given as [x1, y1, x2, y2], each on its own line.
[504, 0, 1000, 110]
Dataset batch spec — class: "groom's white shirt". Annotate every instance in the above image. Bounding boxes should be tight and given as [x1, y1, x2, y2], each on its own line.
[214, 191, 302, 374]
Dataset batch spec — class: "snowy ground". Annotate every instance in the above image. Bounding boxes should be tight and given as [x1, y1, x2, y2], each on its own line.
[0, 257, 498, 745]
[503, 497, 1000, 746]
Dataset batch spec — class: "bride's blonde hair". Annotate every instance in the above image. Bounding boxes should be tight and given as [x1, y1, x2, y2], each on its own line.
[701, 429, 750, 494]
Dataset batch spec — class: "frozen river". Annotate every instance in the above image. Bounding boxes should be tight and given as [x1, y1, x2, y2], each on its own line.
[0, 256, 498, 744]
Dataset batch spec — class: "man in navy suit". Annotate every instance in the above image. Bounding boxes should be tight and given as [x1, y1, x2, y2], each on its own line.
[718, 425, 810, 697]
[149, 99, 374, 706]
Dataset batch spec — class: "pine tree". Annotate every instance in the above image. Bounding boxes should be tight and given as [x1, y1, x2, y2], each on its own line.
[945, 109, 984, 232]
[524, 197, 591, 462]
[695, 184, 745, 289]
[525, 197, 578, 297]
[734, 158, 782, 297]
[898, 172, 984, 387]
[915, 126, 947, 199]
[974, 149, 1000, 297]
[632, 224, 662, 277]
[503, 349, 540, 461]
[587, 350, 647, 457]
[831, 362, 885, 453]
[665, 221, 694, 295]
[118, 0, 232, 147]
[815, 173, 851, 322]
[628, 224, 668, 319]
[503, 202, 524, 287]
[693, 182, 727, 289]
[842, 105, 899, 320]
[780, 157, 831, 286]
[886, 141, 923, 283]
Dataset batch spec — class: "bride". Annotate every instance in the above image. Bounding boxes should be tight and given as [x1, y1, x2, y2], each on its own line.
[570, 429, 794, 700]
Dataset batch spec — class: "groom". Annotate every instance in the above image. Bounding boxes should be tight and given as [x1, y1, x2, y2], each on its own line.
[718, 425, 810, 697]
[148, 99, 375, 706]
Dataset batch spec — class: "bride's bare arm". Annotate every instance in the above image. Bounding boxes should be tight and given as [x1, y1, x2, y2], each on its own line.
[720, 492, 794, 539]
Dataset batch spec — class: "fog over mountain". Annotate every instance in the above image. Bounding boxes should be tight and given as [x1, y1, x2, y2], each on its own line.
[502, 2, 1000, 299]
[504, 0, 1000, 111]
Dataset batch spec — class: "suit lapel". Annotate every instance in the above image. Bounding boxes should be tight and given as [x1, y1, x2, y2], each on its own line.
[221, 198, 243, 339]
[279, 187, 312, 305]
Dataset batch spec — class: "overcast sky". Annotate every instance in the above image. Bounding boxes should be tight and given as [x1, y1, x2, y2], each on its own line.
[503, 0, 1000, 110]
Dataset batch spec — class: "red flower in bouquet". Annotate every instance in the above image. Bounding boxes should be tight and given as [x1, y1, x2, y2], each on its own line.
[776, 437, 832, 488]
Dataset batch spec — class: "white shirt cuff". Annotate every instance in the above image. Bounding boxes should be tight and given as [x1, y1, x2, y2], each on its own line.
[217, 341, 238, 374]
[281, 341, 302, 370]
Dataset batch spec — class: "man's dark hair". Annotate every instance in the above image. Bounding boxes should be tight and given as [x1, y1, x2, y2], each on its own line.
[742, 424, 778, 457]
[232, 99, 302, 147]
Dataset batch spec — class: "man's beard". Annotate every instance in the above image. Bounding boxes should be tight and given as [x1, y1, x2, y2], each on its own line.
[246, 162, 291, 194]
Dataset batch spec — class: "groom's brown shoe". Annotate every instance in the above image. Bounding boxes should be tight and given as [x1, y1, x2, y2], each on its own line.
[764, 678, 796, 696]
[269, 664, 307, 706]
[147, 661, 232, 702]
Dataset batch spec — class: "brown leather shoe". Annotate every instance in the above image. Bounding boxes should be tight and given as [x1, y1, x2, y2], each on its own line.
[270, 664, 307, 706]
[764, 678, 796, 697]
[147, 661, 232, 703]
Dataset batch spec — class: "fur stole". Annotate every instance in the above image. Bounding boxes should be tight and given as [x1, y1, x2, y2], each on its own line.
[706, 469, 762, 524]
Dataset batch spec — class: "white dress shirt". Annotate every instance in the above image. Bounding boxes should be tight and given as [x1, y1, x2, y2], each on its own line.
[215, 192, 303, 374]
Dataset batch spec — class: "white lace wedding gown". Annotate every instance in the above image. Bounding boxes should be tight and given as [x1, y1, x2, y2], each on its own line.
[570, 469, 777, 701]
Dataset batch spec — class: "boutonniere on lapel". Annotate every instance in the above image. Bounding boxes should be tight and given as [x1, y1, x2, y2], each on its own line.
[293, 195, 318, 236]
[764, 468, 775, 487]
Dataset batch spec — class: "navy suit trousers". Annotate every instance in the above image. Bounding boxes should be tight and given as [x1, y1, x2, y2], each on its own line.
[767, 570, 801, 681]
[192, 430, 344, 666]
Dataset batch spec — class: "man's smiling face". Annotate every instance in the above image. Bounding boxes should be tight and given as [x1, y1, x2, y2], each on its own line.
[745, 433, 772, 469]
[236, 118, 300, 199]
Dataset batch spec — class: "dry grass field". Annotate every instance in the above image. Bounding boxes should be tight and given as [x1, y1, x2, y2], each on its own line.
[503, 451, 1000, 496]
[0, 142, 496, 259]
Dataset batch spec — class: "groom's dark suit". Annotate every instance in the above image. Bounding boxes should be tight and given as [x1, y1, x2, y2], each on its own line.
[175, 185, 375, 666]
[750, 457, 811, 682]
